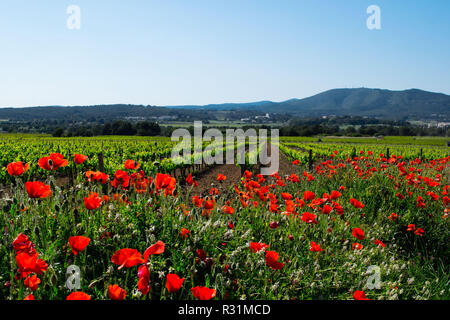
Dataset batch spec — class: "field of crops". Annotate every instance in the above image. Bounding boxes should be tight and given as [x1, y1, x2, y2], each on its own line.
[0, 134, 265, 184]
[0, 134, 449, 300]
[279, 136, 450, 166]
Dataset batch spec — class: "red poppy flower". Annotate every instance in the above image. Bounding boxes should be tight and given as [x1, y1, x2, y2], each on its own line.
[179, 228, 190, 239]
[352, 242, 364, 250]
[415, 228, 424, 236]
[74, 154, 88, 165]
[265, 250, 284, 270]
[292, 159, 300, 165]
[185, 173, 194, 186]
[66, 291, 91, 300]
[217, 174, 226, 181]
[7, 161, 29, 176]
[203, 199, 215, 210]
[136, 275, 149, 295]
[196, 249, 207, 261]
[24, 274, 41, 291]
[388, 212, 398, 221]
[396, 193, 405, 200]
[406, 224, 415, 232]
[166, 274, 184, 293]
[352, 228, 365, 240]
[16, 252, 36, 272]
[108, 284, 127, 300]
[322, 204, 333, 214]
[34, 259, 48, 276]
[111, 170, 130, 189]
[243, 170, 253, 179]
[250, 242, 269, 253]
[38, 153, 68, 171]
[191, 286, 216, 300]
[374, 239, 385, 247]
[443, 196, 450, 206]
[281, 192, 293, 200]
[426, 191, 439, 201]
[68, 236, 91, 255]
[310, 241, 324, 252]
[301, 212, 318, 224]
[111, 248, 144, 269]
[143, 240, 165, 262]
[137, 264, 150, 295]
[330, 190, 342, 200]
[285, 200, 295, 213]
[15, 252, 48, 277]
[247, 180, 259, 189]
[270, 221, 279, 229]
[352, 290, 370, 300]
[86, 171, 109, 184]
[192, 196, 203, 208]
[84, 192, 102, 210]
[124, 159, 140, 170]
[13, 233, 35, 255]
[155, 173, 176, 195]
[270, 202, 279, 213]
[303, 191, 316, 201]
[416, 196, 426, 208]
[24, 294, 34, 300]
[222, 206, 234, 214]
[25, 181, 52, 199]
[350, 198, 364, 209]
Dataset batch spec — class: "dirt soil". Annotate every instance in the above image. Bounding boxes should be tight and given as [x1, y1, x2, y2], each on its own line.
[266, 142, 299, 178]
[187, 142, 299, 196]
[187, 164, 242, 197]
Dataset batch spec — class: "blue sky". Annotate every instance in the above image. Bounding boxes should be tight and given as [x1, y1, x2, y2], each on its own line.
[0, 0, 449, 107]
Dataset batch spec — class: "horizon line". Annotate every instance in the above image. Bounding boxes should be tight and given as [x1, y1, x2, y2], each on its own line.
[1, 87, 449, 109]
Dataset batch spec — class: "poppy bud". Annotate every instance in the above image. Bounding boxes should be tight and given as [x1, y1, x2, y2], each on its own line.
[288, 234, 294, 241]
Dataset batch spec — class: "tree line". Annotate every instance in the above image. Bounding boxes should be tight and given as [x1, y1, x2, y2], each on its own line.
[279, 123, 449, 137]
[52, 121, 163, 137]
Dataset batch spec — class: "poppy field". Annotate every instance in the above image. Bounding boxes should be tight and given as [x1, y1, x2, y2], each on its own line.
[0, 134, 449, 300]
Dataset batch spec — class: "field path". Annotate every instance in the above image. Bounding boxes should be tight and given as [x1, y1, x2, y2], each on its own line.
[189, 164, 241, 197]
[266, 142, 298, 177]
[189, 142, 298, 197]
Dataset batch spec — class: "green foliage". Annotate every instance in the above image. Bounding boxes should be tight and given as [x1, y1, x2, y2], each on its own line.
[0, 134, 448, 300]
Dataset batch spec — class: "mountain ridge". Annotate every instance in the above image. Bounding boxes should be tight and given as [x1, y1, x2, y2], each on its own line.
[0, 88, 449, 121]
[165, 87, 450, 119]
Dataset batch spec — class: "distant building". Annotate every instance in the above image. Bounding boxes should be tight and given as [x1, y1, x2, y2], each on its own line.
[158, 116, 177, 121]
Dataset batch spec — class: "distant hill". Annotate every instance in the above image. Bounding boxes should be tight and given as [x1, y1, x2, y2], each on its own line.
[0, 104, 218, 122]
[168, 100, 276, 111]
[272, 88, 450, 119]
[167, 88, 450, 120]
[0, 88, 448, 121]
